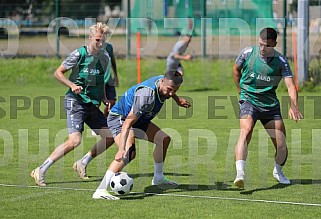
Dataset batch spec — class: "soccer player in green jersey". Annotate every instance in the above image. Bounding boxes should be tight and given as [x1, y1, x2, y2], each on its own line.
[79, 42, 120, 178]
[30, 22, 115, 186]
[232, 27, 303, 189]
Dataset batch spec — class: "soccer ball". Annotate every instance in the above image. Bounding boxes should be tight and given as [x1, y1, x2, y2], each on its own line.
[110, 172, 133, 195]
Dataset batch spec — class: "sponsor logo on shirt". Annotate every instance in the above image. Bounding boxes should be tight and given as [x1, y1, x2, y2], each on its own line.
[83, 68, 100, 75]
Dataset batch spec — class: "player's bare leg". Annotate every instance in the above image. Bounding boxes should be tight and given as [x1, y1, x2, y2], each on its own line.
[31, 132, 82, 186]
[264, 120, 290, 184]
[234, 115, 255, 189]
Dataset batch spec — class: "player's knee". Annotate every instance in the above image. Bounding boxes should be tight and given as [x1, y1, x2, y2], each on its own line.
[66, 138, 81, 149]
[163, 136, 171, 148]
[241, 126, 253, 137]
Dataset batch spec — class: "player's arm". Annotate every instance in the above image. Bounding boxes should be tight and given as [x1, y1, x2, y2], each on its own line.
[233, 47, 251, 94]
[115, 110, 139, 161]
[54, 49, 83, 94]
[280, 56, 303, 122]
[173, 53, 192, 60]
[172, 94, 191, 108]
[54, 65, 83, 94]
[115, 87, 154, 160]
[284, 77, 303, 122]
[172, 42, 192, 60]
[233, 63, 242, 94]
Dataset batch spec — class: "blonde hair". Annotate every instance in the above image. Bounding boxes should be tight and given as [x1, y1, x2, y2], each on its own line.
[89, 22, 111, 38]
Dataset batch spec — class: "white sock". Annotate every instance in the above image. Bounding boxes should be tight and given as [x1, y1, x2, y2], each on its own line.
[153, 162, 165, 181]
[39, 158, 54, 173]
[274, 163, 282, 174]
[235, 160, 245, 178]
[97, 170, 115, 190]
[81, 152, 94, 165]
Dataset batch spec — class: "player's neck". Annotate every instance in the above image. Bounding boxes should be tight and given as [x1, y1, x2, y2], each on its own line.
[88, 45, 100, 55]
[260, 50, 275, 60]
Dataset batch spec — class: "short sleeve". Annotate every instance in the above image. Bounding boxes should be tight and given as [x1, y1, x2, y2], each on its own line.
[235, 47, 253, 68]
[278, 56, 293, 78]
[62, 49, 80, 70]
[132, 87, 155, 117]
[173, 41, 185, 55]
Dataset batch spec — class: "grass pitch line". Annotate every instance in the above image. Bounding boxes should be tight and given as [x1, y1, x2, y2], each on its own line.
[0, 183, 94, 191]
[1, 183, 321, 207]
[142, 192, 321, 207]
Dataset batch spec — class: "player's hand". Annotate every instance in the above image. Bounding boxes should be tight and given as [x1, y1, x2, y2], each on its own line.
[288, 105, 303, 123]
[115, 149, 126, 161]
[185, 54, 192, 60]
[71, 84, 83, 94]
[103, 100, 115, 117]
[176, 97, 191, 108]
[103, 102, 110, 117]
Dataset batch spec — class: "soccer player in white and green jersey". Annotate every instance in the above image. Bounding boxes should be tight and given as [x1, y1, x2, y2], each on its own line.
[30, 22, 115, 186]
[232, 27, 303, 189]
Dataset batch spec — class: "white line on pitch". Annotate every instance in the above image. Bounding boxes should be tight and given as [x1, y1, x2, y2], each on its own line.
[1, 183, 320, 207]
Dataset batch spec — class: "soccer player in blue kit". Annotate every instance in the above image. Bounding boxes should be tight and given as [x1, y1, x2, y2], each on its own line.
[93, 71, 191, 200]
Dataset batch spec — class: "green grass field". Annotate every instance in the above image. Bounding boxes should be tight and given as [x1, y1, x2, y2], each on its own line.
[1, 58, 321, 218]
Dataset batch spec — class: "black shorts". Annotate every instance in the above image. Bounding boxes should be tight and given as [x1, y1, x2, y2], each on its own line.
[65, 94, 107, 134]
[239, 100, 282, 125]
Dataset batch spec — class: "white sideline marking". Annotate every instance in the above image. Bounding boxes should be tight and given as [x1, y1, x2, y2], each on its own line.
[1, 183, 320, 207]
[0, 183, 94, 191]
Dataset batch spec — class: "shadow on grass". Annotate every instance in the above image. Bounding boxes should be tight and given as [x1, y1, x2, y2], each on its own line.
[117, 181, 241, 200]
[239, 183, 290, 195]
[46, 177, 103, 185]
[290, 179, 321, 185]
[46, 172, 191, 186]
[238, 179, 321, 195]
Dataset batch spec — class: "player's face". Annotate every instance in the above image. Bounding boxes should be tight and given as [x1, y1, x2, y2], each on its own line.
[258, 37, 276, 57]
[90, 31, 106, 51]
[160, 79, 180, 99]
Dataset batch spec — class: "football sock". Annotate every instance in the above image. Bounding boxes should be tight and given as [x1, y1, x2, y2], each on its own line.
[39, 158, 54, 173]
[235, 160, 245, 178]
[274, 163, 283, 173]
[153, 162, 165, 181]
[97, 170, 115, 190]
[81, 152, 93, 165]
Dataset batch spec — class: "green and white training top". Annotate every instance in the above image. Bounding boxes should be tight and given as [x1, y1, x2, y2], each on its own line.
[62, 46, 111, 106]
[235, 46, 293, 108]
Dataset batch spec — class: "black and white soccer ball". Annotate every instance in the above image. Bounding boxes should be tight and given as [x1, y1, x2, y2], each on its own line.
[110, 172, 133, 195]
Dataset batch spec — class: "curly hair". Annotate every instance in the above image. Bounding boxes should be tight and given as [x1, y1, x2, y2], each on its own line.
[89, 22, 111, 38]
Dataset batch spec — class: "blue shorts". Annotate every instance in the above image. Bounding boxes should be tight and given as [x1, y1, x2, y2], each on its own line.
[65, 94, 107, 134]
[107, 113, 150, 139]
[239, 100, 282, 125]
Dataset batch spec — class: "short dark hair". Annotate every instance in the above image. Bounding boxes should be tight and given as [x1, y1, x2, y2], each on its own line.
[164, 71, 183, 86]
[259, 28, 278, 41]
